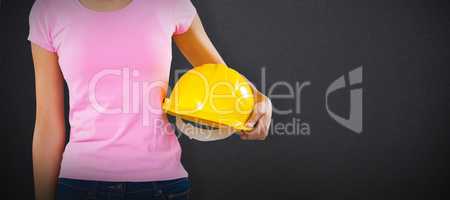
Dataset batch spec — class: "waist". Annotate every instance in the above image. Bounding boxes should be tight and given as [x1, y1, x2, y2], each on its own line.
[59, 125, 187, 181]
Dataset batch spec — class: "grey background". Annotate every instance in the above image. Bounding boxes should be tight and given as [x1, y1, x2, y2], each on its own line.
[2, 0, 449, 199]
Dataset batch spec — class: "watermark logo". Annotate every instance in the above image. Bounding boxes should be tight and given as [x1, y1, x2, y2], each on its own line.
[325, 66, 363, 133]
[85, 65, 363, 137]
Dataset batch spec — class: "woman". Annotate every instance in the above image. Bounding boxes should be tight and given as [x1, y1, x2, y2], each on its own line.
[29, 0, 272, 199]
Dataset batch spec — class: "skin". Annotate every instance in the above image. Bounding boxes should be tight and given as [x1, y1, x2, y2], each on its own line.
[32, 1, 272, 199]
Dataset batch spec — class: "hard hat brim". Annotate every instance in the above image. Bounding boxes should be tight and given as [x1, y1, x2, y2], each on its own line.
[163, 98, 252, 131]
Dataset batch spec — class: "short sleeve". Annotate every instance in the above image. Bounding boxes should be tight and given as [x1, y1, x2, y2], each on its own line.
[172, 0, 197, 35]
[28, 0, 56, 52]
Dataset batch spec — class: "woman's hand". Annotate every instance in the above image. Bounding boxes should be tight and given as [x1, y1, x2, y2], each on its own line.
[240, 93, 272, 140]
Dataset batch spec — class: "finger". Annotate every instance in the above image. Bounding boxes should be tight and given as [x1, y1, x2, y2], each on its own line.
[235, 130, 247, 135]
[243, 120, 268, 140]
[240, 133, 249, 140]
[246, 104, 264, 129]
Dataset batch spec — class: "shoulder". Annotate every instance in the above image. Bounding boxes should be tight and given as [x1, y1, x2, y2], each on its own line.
[30, 0, 73, 22]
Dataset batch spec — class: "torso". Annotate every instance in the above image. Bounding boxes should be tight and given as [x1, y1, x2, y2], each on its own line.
[28, 0, 196, 181]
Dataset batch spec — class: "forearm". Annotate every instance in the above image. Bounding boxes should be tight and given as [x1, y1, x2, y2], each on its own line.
[32, 126, 65, 200]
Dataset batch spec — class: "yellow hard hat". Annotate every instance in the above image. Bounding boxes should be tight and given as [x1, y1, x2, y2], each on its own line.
[163, 64, 255, 133]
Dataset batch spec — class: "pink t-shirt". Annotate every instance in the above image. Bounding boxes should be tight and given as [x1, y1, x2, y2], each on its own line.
[28, 0, 196, 181]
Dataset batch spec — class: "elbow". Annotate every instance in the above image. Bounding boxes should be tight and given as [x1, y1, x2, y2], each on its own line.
[33, 117, 66, 143]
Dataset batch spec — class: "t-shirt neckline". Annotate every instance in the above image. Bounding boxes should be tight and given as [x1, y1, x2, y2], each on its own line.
[75, 0, 136, 14]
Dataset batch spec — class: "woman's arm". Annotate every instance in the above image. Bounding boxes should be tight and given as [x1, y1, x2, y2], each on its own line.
[174, 15, 272, 140]
[173, 15, 225, 67]
[31, 44, 66, 200]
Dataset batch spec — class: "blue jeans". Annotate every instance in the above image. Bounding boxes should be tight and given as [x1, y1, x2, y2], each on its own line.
[56, 177, 191, 200]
